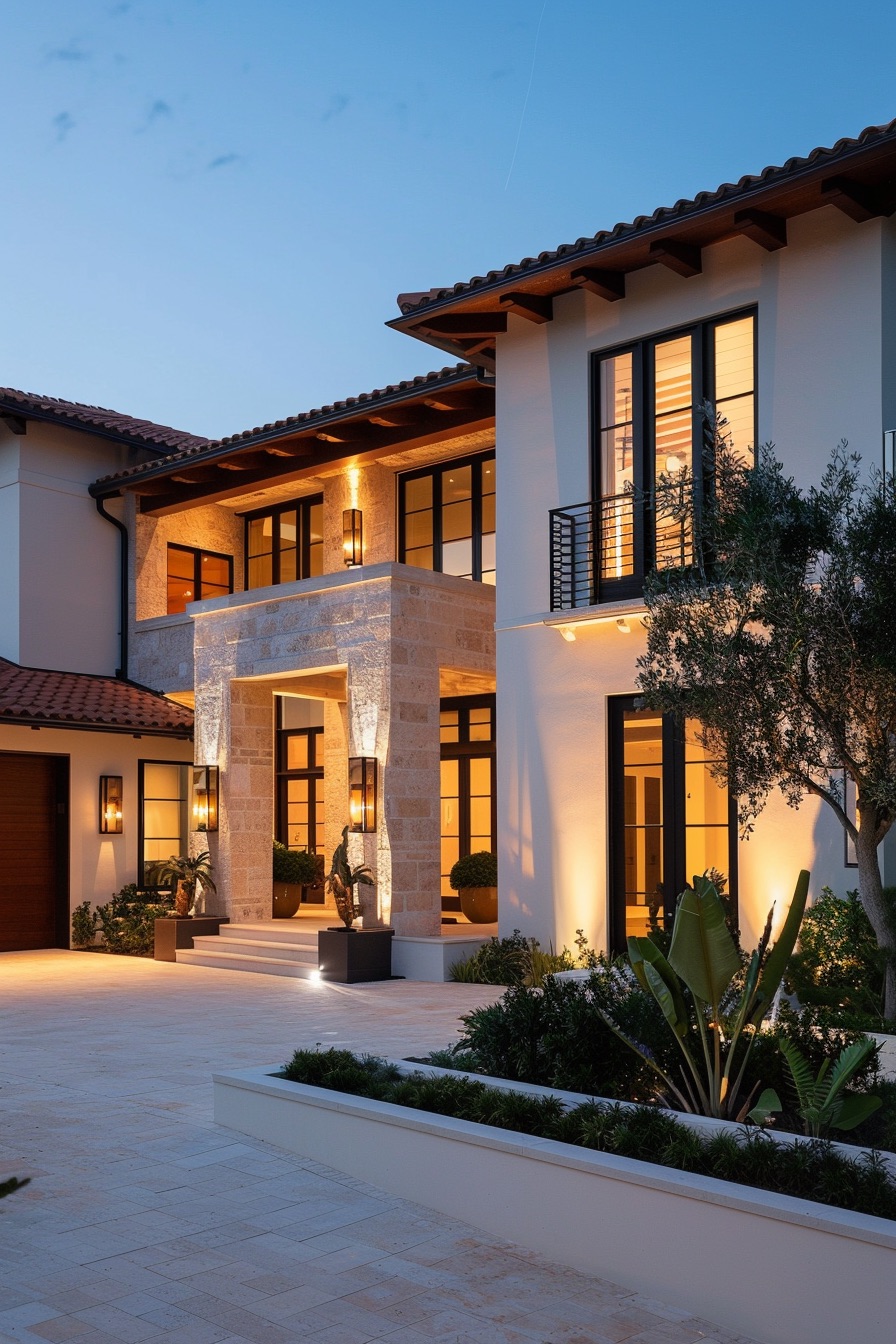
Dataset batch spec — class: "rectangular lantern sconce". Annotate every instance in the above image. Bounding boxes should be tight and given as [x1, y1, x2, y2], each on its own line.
[192, 765, 219, 832]
[99, 776, 123, 834]
[348, 756, 377, 832]
[343, 508, 363, 567]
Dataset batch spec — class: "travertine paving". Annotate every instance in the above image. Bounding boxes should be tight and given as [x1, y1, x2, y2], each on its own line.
[0, 951, 761, 1344]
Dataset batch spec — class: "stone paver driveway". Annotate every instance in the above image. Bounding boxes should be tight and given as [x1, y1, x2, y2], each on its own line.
[0, 951, 761, 1344]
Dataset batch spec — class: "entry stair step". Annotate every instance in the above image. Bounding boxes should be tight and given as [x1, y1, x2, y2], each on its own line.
[176, 921, 325, 978]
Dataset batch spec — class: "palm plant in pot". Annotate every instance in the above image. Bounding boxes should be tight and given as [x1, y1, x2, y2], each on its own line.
[273, 842, 319, 918]
[450, 850, 498, 924]
[325, 826, 374, 928]
[151, 851, 216, 917]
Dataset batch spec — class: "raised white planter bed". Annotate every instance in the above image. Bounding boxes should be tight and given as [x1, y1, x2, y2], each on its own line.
[215, 1063, 896, 1344]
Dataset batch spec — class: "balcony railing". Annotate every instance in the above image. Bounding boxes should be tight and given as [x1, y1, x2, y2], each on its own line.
[549, 490, 694, 610]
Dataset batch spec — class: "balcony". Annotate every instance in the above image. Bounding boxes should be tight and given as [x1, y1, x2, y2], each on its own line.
[549, 490, 694, 610]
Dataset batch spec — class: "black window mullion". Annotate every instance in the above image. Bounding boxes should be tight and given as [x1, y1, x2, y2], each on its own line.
[471, 458, 483, 582]
[433, 469, 444, 572]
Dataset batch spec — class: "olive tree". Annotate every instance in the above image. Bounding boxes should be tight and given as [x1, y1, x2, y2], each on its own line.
[636, 426, 896, 1017]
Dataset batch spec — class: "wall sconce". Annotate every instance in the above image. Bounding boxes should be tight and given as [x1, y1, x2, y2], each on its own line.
[192, 765, 219, 832]
[99, 776, 123, 833]
[343, 508, 363, 567]
[348, 756, 377, 832]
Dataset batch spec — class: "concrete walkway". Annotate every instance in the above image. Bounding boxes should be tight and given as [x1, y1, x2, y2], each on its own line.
[0, 951, 761, 1344]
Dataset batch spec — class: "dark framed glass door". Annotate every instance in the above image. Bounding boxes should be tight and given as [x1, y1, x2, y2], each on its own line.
[275, 698, 326, 901]
[608, 696, 736, 950]
[440, 694, 496, 920]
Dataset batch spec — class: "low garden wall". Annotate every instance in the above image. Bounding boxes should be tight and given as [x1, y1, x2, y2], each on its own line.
[214, 1063, 896, 1344]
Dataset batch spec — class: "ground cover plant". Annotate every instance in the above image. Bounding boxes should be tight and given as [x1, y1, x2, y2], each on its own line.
[83, 884, 175, 956]
[449, 928, 593, 987]
[281, 1047, 896, 1221]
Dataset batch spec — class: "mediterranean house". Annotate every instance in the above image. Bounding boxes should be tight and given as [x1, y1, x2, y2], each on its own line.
[5, 117, 896, 972]
[390, 117, 896, 955]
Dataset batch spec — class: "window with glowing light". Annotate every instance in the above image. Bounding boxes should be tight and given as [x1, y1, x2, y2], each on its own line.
[608, 698, 736, 950]
[243, 495, 323, 590]
[593, 311, 755, 598]
[399, 452, 495, 584]
[139, 761, 190, 886]
[440, 695, 496, 920]
[166, 545, 233, 615]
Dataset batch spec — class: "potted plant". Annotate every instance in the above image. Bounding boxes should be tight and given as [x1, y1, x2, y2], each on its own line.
[273, 842, 319, 918]
[149, 851, 229, 961]
[318, 827, 393, 982]
[450, 851, 498, 924]
[151, 851, 217, 916]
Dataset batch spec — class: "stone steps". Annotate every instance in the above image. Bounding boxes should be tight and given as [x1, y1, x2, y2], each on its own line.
[176, 920, 325, 977]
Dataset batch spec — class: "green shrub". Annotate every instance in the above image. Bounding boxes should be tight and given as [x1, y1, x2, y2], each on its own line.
[95, 883, 174, 956]
[448, 961, 676, 1101]
[449, 929, 576, 986]
[786, 887, 889, 1022]
[449, 851, 497, 889]
[273, 842, 319, 886]
[71, 900, 97, 949]
[281, 1047, 896, 1221]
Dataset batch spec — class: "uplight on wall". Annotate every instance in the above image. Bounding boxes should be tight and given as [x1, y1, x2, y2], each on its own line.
[192, 765, 219, 832]
[343, 508, 363, 567]
[348, 756, 377, 832]
[99, 776, 123, 834]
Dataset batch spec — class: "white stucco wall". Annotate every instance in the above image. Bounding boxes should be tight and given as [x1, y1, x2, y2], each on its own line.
[0, 726, 192, 933]
[0, 421, 152, 676]
[496, 208, 896, 952]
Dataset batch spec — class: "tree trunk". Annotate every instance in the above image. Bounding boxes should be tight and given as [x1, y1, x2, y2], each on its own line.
[855, 822, 896, 1021]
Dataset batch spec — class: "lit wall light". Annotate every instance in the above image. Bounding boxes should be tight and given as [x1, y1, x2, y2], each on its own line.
[99, 776, 123, 833]
[192, 765, 219, 832]
[616, 618, 631, 634]
[558, 625, 577, 642]
[343, 509, 363, 567]
[348, 756, 377, 832]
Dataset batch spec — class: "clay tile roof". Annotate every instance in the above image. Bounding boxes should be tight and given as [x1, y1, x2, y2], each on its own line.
[0, 659, 194, 738]
[394, 118, 896, 315]
[0, 386, 208, 453]
[92, 362, 480, 490]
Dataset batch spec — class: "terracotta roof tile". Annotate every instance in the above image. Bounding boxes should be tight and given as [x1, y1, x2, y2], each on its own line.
[92, 362, 480, 489]
[0, 659, 194, 738]
[0, 387, 208, 453]
[395, 119, 896, 315]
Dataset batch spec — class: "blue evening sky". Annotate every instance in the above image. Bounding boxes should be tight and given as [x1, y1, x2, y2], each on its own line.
[2, 0, 894, 439]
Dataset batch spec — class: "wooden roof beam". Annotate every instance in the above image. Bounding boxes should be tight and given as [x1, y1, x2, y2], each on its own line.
[733, 207, 787, 251]
[648, 238, 702, 277]
[821, 176, 896, 222]
[570, 267, 626, 301]
[0, 412, 27, 435]
[367, 408, 420, 428]
[499, 291, 553, 323]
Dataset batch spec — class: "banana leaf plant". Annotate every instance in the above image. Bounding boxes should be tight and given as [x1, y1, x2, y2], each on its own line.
[752, 1035, 882, 1138]
[599, 870, 809, 1120]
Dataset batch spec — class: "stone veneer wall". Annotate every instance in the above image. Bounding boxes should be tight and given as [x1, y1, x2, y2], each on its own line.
[190, 564, 495, 933]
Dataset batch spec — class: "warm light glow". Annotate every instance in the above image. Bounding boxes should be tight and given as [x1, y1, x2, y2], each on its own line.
[99, 776, 123, 834]
[665, 455, 682, 474]
[343, 509, 363, 567]
[347, 466, 360, 510]
[348, 756, 377, 832]
[616, 618, 631, 634]
[191, 766, 219, 832]
[559, 625, 576, 642]
[309, 968, 322, 984]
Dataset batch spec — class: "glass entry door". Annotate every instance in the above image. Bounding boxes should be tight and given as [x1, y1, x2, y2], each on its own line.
[608, 697, 734, 949]
[276, 697, 326, 901]
[440, 695, 496, 921]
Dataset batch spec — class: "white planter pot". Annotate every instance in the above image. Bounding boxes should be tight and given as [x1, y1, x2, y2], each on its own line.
[214, 1064, 896, 1344]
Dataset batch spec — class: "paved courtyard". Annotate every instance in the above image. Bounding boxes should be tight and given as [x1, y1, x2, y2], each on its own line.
[0, 951, 761, 1344]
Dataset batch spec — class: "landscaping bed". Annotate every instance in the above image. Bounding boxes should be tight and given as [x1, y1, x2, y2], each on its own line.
[214, 1054, 896, 1344]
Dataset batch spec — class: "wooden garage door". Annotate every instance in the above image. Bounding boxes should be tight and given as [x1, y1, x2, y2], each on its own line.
[0, 753, 68, 952]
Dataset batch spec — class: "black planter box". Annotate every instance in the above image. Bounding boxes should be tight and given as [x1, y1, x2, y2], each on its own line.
[318, 927, 394, 983]
[154, 916, 230, 962]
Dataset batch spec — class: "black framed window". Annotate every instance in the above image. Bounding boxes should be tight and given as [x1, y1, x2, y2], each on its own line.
[440, 695, 496, 919]
[167, 544, 233, 615]
[607, 697, 737, 951]
[139, 760, 190, 886]
[399, 452, 496, 584]
[591, 310, 756, 602]
[243, 495, 323, 590]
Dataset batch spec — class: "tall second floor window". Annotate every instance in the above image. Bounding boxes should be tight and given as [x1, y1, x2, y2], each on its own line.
[167, 544, 233, 615]
[594, 311, 755, 598]
[243, 495, 323, 590]
[399, 452, 496, 585]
